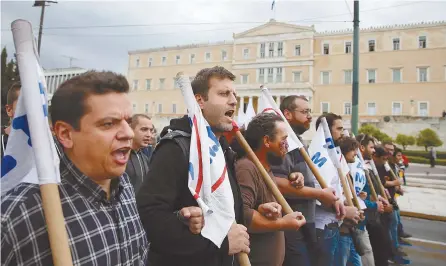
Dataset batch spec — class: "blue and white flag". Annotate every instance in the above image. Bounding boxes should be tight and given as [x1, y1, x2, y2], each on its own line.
[175, 73, 235, 248]
[1, 20, 60, 196]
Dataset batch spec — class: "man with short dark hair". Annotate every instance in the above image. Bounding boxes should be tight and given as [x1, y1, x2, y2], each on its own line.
[137, 66, 249, 266]
[270, 96, 340, 266]
[1, 82, 21, 158]
[1, 71, 149, 265]
[237, 112, 307, 266]
[126, 114, 152, 195]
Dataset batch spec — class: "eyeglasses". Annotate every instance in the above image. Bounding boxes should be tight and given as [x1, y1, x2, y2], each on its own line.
[294, 108, 312, 116]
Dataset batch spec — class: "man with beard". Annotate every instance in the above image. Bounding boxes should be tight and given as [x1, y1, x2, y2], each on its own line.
[137, 66, 249, 266]
[314, 113, 360, 266]
[236, 112, 307, 266]
[125, 114, 153, 195]
[270, 96, 339, 266]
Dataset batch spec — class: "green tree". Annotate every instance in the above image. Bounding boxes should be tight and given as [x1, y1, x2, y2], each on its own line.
[395, 134, 416, 150]
[416, 128, 443, 151]
[358, 124, 393, 142]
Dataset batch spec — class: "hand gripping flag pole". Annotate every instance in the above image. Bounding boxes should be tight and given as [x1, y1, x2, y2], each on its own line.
[8, 19, 73, 266]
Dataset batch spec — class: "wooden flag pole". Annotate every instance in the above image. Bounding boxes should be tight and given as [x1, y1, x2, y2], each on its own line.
[338, 169, 353, 207]
[235, 131, 294, 214]
[347, 173, 361, 210]
[364, 170, 378, 202]
[299, 148, 328, 189]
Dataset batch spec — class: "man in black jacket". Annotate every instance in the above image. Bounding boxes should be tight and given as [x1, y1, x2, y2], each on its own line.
[125, 114, 152, 195]
[137, 66, 249, 266]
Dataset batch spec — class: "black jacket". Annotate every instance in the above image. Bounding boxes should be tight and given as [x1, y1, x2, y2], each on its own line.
[136, 115, 244, 266]
[125, 149, 150, 195]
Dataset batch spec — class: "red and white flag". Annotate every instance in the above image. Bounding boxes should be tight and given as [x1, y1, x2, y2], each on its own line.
[176, 74, 235, 248]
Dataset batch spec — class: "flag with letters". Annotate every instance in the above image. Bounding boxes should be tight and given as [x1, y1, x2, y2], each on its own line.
[320, 117, 350, 177]
[175, 73, 235, 248]
[1, 19, 60, 195]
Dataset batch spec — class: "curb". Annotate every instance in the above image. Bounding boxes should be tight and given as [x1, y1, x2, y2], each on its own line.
[400, 210, 446, 222]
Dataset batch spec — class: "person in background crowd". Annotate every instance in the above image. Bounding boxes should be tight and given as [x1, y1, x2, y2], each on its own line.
[335, 136, 364, 266]
[429, 146, 437, 168]
[125, 114, 152, 195]
[142, 125, 156, 159]
[1, 82, 21, 158]
[1, 71, 149, 265]
[136, 66, 249, 266]
[373, 146, 410, 265]
[236, 112, 306, 266]
[270, 96, 339, 266]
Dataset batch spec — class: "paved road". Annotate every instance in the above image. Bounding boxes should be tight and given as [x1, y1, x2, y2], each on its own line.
[399, 217, 446, 265]
[405, 163, 446, 181]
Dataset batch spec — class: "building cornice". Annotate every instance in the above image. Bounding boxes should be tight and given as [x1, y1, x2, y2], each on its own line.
[129, 41, 233, 55]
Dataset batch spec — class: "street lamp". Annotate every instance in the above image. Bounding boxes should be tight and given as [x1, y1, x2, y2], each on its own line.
[33, 0, 58, 55]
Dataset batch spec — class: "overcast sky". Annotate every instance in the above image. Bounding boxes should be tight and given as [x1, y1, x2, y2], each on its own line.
[1, 0, 445, 74]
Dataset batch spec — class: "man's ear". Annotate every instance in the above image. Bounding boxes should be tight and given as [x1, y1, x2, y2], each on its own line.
[283, 109, 292, 120]
[54, 121, 75, 149]
[263, 135, 270, 149]
[195, 94, 206, 109]
[5, 104, 13, 118]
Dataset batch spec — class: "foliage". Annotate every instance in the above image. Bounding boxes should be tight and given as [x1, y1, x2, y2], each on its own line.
[403, 150, 446, 160]
[358, 124, 393, 142]
[395, 134, 416, 150]
[416, 128, 443, 151]
[406, 155, 446, 166]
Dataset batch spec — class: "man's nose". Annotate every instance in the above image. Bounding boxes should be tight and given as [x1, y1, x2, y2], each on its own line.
[118, 120, 134, 141]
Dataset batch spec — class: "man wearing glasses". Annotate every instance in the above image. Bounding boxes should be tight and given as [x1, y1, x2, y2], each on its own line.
[126, 114, 153, 195]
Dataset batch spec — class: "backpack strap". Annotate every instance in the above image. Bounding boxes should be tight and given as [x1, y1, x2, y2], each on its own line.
[150, 130, 191, 164]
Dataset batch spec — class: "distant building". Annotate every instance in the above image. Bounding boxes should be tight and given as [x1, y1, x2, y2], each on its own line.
[44, 67, 87, 101]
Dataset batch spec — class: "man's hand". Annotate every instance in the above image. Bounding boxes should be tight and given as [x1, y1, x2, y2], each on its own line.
[318, 188, 339, 207]
[376, 201, 384, 213]
[344, 206, 361, 224]
[378, 196, 390, 207]
[228, 223, 250, 255]
[279, 212, 306, 230]
[178, 206, 204, 235]
[334, 200, 346, 220]
[288, 172, 305, 189]
[258, 202, 282, 220]
[384, 204, 394, 213]
[359, 192, 367, 200]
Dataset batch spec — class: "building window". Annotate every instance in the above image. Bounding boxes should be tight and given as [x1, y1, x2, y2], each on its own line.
[148, 58, 153, 67]
[267, 68, 274, 83]
[158, 103, 163, 114]
[344, 102, 352, 115]
[268, 42, 274, 57]
[392, 102, 402, 115]
[367, 69, 376, 83]
[145, 103, 149, 114]
[159, 78, 165, 90]
[276, 67, 283, 83]
[259, 68, 265, 82]
[175, 55, 181, 65]
[135, 58, 140, 67]
[321, 102, 330, 114]
[132, 103, 137, 112]
[367, 102, 376, 115]
[260, 43, 266, 58]
[172, 104, 177, 114]
[221, 50, 227, 61]
[205, 52, 211, 62]
[277, 42, 283, 57]
[321, 71, 330, 85]
[145, 79, 151, 90]
[393, 38, 400, 50]
[323, 43, 330, 55]
[293, 72, 301, 83]
[345, 42, 352, 54]
[392, 69, 402, 83]
[344, 70, 352, 84]
[368, 40, 375, 52]
[190, 54, 195, 64]
[295, 45, 301, 56]
[417, 67, 428, 82]
[240, 74, 249, 84]
[132, 80, 139, 91]
[418, 101, 428, 116]
[243, 48, 249, 59]
[419, 36, 426, 49]
[161, 56, 167, 65]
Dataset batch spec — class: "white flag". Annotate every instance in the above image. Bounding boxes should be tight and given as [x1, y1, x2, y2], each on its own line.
[1, 20, 60, 195]
[320, 117, 350, 177]
[257, 88, 303, 152]
[243, 97, 256, 127]
[176, 74, 235, 248]
[236, 103, 246, 127]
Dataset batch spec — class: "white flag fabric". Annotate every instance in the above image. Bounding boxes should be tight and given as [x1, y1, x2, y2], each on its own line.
[236, 103, 246, 127]
[243, 97, 256, 127]
[320, 118, 350, 177]
[257, 88, 303, 152]
[176, 74, 235, 248]
[308, 125, 339, 195]
[1, 20, 61, 196]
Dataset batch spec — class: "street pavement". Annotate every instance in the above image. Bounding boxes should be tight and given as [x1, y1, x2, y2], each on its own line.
[405, 163, 446, 181]
[399, 217, 446, 266]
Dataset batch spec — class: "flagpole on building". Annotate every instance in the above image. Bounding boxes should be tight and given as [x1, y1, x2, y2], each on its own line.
[11, 19, 73, 266]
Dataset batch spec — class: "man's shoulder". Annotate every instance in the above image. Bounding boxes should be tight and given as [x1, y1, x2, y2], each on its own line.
[1, 183, 43, 225]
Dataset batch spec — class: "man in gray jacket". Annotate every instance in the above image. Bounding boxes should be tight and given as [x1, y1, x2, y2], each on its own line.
[126, 114, 153, 195]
